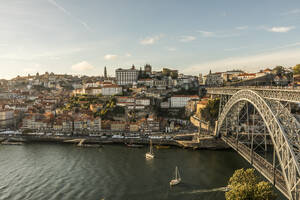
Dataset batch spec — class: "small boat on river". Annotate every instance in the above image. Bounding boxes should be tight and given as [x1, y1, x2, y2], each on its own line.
[170, 166, 181, 186]
[126, 143, 144, 148]
[77, 139, 102, 148]
[145, 140, 154, 159]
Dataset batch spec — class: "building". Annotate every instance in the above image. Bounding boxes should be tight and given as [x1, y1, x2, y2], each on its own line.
[0, 110, 14, 128]
[144, 64, 152, 75]
[196, 99, 209, 118]
[170, 95, 199, 108]
[135, 98, 150, 106]
[101, 85, 122, 96]
[237, 73, 257, 80]
[129, 123, 139, 132]
[294, 74, 300, 86]
[116, 96, 135, 107]
[185, 99, 199, 116]
[110, 121, 126, 131]
[204, 71, 223, 86]
[198, 73, 204, 85]
[221, 70, 244, 82]
[116, 66, 139, 86]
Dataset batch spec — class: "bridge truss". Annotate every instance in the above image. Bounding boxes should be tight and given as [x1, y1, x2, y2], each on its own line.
[212, 89, 300, 200]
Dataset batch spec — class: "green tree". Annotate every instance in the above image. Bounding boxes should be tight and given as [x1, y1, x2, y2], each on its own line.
[170, 71, 178, 79]
[272, 66, 285, 77]
[225, 168, 276, 200]
[293, 64, 300, 75]
[200, 98, 220, 126]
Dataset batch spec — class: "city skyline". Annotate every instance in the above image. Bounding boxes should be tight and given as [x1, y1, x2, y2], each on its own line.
[1, 0, 300, 79]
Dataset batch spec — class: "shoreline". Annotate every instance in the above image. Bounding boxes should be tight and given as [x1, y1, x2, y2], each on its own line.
[0, 134, 230, 150]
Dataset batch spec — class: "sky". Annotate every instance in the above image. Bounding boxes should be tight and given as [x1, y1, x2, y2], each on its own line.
[1, 0, 300, 79]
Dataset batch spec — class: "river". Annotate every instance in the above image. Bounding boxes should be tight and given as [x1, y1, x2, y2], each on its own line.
[0, 143, 285, 200]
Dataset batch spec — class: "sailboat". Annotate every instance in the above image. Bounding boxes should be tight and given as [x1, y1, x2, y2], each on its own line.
[145, 140, 154, 159]
[170, 166, 181, 186]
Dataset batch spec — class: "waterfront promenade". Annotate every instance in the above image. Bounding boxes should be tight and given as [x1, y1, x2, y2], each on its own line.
[0, 132, 228, 150]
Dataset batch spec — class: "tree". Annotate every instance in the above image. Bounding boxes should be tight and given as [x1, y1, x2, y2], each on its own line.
[225, 168, 276, 200]
[293, 64, 300, 75]
[272, 66, 285, 77]
[200, 98, 220, 126]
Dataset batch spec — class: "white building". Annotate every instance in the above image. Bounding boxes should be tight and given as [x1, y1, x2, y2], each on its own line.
[170, 95, 199, 108]
[101, 85, 122, 96]
[135, 98, 150, 106]
[86, 87, 102, 95]
[116, 67, 139, 86]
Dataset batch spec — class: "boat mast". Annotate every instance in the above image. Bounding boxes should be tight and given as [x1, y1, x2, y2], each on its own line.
[150, 140, 153, 154]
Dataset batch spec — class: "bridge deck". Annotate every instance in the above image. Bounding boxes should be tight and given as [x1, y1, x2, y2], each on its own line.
[222, 136, 289, 199]
[207, 87, 300, 103]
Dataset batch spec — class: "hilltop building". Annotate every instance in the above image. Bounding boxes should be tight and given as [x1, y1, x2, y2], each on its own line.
[116, 65, 139, 86]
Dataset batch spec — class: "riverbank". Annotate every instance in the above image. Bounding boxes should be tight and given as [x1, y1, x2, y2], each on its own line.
[0, 134, 229, 150]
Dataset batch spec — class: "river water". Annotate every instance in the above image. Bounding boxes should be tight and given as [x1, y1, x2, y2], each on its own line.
[0, 144, 285, 200]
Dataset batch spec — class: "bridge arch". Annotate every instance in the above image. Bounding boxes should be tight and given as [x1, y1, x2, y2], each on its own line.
[217, 89, 300, 200]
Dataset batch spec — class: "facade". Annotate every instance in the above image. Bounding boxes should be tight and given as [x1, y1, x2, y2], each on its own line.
[237, 73, 256, 80]
[110, 121, 126, 131]
[135, 98, 150, 106]
[129, 123, 139, 132]
[101, 85, 122, 96]
[160, 101, 170, 109]
[204, 72, 223, 86]
[170, 95, 199, 108]
[221, 70, 244, 82]
[196, 99, 209, 118]
[198, 73, 204, 85]
[0, 110, 14, 127]
[144, 64, 152, 75]
[116, 67, 139, 86]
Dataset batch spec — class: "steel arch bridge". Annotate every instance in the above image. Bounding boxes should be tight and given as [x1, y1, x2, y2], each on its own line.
[209, 89, 300, 200]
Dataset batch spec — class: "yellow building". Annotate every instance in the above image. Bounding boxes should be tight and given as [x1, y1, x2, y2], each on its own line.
[196, 99, 209, 118]
[129, 123, 139, 132]
[110, 121, 126, 131]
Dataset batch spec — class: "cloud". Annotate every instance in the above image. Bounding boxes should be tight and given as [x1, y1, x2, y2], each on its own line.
[183, 48, 300, 74]
[71, 61, 95, 72]
[47, 0, 92, 32]
[179, 36, 196, 42]
[166, 47, 177, 52]
[259, 42, 300, 52]
[197, 30, 239, 38]
[140, 35, 163, 45]
[266, 26, 295, 33]
[104, 54, 117, 60]
[281, 9, 300, 15]
[236, 26, 248, 30]
[197, 31, 215, 37]
[125, 53, 132, 57]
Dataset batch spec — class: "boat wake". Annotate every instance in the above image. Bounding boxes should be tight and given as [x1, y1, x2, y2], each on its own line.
[180, 186, 228, 194]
